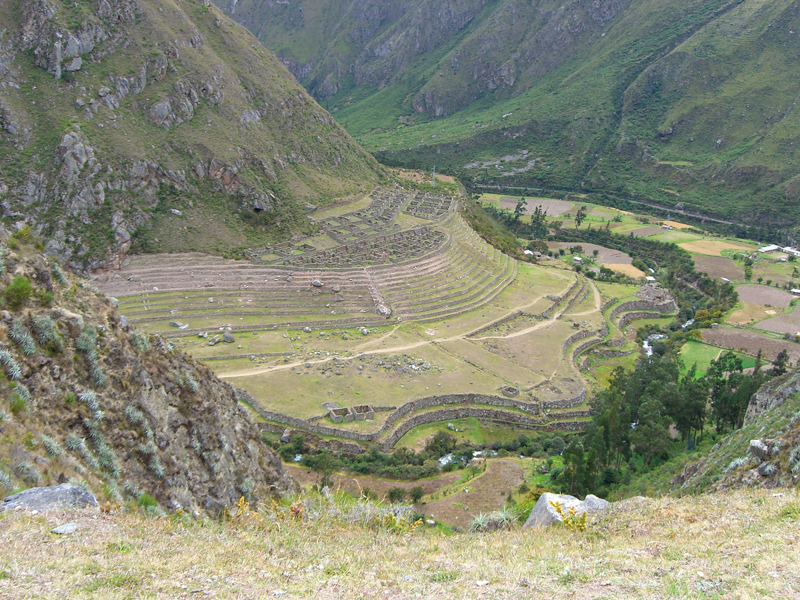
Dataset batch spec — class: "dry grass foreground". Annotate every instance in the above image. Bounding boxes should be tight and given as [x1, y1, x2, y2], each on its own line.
[1, 489, 799, 599]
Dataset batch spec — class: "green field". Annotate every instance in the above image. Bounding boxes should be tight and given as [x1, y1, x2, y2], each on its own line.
[679, 340, 756, 377]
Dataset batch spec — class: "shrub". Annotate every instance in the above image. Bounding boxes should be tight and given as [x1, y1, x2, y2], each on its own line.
[9, 393, 27, 416]
[386, 487, 406, 503]
[14, 462, 40, 484]
[3, 275, 32, 309]
[41, 434, 63, 457]
[0, 349, 22, 380]
[130, 330, 149, 353]
[32, 316, 63, 352]
[409, 486, 424, 504]
[10, 320, 35, 356]
[137, 493, 158, 509]
[0, 468, 11, 491]
[726, 457, 747, 473]
[51, 262, 67, 286]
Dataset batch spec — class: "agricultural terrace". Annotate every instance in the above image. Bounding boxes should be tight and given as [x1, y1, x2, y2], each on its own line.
[483, 193, 800, 373]
[99, 190, 677, 446]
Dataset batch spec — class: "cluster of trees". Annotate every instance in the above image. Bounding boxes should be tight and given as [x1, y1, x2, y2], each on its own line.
[553, 346, 787, 497]
[275, 429, 573, 483]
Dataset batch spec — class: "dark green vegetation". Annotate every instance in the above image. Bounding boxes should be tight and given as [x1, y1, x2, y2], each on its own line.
[228, 0, 800, 237]
[0, 0, 384, 269]
[270, 430, 570, 483]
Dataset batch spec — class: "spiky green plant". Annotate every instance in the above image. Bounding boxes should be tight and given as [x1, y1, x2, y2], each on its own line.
[78, 390, 99, 412]
[10, 319, 35, 356]
[0, 468, 11, 490]
[0, 348, 21, 380]
[32, 315, 63, 352]
[130, 330, 150, 353]
[41, 434, 63, 458]
[14, 462, 40, 484]
[51, 261, 67, 286]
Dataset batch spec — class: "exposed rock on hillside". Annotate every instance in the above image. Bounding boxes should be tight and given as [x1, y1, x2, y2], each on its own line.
[0, 0, 384, 271]
[0, 236, 294, 515]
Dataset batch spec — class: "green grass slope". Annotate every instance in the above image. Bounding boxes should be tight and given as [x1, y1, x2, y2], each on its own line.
[225, 0, 800, 233]
[0, 0, 385, 270]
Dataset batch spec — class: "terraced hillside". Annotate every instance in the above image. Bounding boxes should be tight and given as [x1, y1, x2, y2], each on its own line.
[99, 189, 676, 446]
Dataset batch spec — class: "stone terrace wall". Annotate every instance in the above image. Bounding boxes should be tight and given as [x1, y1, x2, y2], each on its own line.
[541, 388, 586, 410]
[618, 311, 666, 329]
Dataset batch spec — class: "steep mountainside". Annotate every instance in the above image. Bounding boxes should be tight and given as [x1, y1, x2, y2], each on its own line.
[0, 0, 385, 271]
[0, 233, 294, 515]
[224, 0, 800, 233]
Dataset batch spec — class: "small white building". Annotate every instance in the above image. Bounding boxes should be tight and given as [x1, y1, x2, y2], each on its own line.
[759, 244, 781, 253]
[791, 289, 800, 296]
[646, 276, 656, 282]
[783, 246, 800, 257]
[572, 256, 583, 264]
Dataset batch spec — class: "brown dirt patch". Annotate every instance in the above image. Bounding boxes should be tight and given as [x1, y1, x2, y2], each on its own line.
[728, 303, 779, 326]
[606, 264, 646, 278]
[628, 226, 664, 237]
[698, 325, 800, 363]
[283, 464, 460, 499]
[679, 240, 756, 256]
[423, 460, 525, 528]
[546, 242, 632, 264]
[735, 285, 794, 307]
[756, 303, 800, 336]
[693, 256, 744, 281]
[663, 220, 693, 229]
[496, 197, 572, 216]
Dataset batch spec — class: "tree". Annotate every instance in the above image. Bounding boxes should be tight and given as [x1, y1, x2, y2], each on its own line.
[529, 205, 548, 238]
[561, 439, 586, 495]
[631, 396, 671, 466]
[514, 197, 527, 222]
[409, 486, 424, 504]
[309, 450, 338, 489]
[575, 206, 588, 229]
[773, 349, 790, 377]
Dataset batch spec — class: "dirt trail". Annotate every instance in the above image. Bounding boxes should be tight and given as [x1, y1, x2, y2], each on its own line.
[220, 274, 600, 380]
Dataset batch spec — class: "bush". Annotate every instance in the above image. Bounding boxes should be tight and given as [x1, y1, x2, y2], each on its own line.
[3, 276, 32, 309]
[9, 393, 27, 416]
[10, 319, 35, 355]
[33, 316, 63, 352]
[386, 487, 406, 503]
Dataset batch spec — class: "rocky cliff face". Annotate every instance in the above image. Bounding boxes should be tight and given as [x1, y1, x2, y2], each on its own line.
[0, 0, 384, 272]
[0, 234, 294, 515]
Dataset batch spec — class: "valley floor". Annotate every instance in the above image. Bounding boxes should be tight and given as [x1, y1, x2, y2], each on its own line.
[1, 489, 798, 599]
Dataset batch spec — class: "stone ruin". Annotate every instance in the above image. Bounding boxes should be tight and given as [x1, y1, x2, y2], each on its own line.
[327, 404, 375, 423]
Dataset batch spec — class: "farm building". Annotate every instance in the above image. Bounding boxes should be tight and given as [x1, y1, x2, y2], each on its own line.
[759, 244, 781, 253]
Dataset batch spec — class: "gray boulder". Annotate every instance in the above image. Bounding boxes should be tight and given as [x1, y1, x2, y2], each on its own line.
[2, 484, 98, 512]
[222, 331, 235, 343]
[748, 439, 770, 462]
[523, 492, 609, 528]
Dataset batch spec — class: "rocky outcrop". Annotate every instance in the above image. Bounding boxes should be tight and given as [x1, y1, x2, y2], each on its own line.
[2, 484, 98, 512]
[523, 492, 610, 528]
[0, 0, 382, 272]
[744, 371, 800, 426]
[0, 246, 295, 515]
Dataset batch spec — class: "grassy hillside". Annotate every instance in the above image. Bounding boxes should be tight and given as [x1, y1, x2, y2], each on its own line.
[1, 487, 798, 598]
[224, 0, 800, 234]
[0, 0, 385, 270]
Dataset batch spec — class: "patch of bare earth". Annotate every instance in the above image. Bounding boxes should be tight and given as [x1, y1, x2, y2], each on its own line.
[736, 285, 794, 307]
[497, 197, 573, 216]
[757, 303, 800, 336]
[283, 464, 460, 499]
[693, 256, 744, 281]
[546, 242, 633, 264]
[422, 460, 524, 528]
[699, 325, 800, 362]
[628, 226, 664, 237]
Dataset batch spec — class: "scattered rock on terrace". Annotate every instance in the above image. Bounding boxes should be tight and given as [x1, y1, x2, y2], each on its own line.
[523, 492, 610, 528]
[2, 484, 98, 512]
[223, 331, 236, 343]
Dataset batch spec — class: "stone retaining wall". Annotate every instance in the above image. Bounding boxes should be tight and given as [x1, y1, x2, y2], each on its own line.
[541, 388, 586, 410]
[618, 311, 664, 329]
